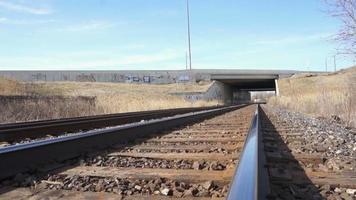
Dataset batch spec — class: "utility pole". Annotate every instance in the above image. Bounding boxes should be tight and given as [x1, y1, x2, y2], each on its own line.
[325, 57, 328, 72]
[186, 0, 192, 71]
[333, 55, 337, 72]
[185, 52, 188, 70]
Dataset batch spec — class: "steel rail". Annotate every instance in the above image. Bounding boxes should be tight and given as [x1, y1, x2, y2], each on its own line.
[227, 105, 269, 200]
[0, 105, 242, 180]
[0, 106, 223, 142]
[0, 106, 222, 129]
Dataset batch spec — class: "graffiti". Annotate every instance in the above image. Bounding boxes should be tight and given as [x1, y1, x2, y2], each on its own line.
[76, 74, 96, 82]
[62, 75, 69, 81]
[132, 76, 140, 82]
[32, 73, 47, 81]
[111, 74, 125, 82]
[143, 76, 150, 83]
[125, 75, 133, 83]
[0, 71, 210, 83]
[178, 75, 190, 82]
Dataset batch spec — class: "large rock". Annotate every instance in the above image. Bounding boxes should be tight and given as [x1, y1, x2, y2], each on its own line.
[160, 188, 173, 196]
[192, 161, 201, 170]
[201, 181, 214, 190]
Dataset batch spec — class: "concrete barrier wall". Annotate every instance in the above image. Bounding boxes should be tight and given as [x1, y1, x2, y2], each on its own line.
[0, 70, 297, 84]
[0, 71, 200, 84]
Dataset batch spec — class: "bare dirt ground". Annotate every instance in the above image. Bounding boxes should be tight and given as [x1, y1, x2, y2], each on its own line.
[0, 78, 217, 124]
[269, 66, 356, 127]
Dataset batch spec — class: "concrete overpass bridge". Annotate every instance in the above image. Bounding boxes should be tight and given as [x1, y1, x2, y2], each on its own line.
[209, 70, 296, 104]
[211, 73, 278, 90]
[0, 69, 301, 104]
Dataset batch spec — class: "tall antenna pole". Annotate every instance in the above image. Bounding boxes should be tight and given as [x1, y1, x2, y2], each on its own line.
[333, 55, 336, 72]
[186, 0, 192, 71]
[325, 57, 328, 72]
[185, 52, 188, 70]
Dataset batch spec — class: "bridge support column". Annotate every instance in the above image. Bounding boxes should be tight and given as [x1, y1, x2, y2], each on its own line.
[218, 82, 233, 105]
[275, 79, 280, 96]
[223, 84, 233, 105]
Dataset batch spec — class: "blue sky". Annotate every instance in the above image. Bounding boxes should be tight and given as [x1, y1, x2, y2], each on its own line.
[0, 0, 354, 71]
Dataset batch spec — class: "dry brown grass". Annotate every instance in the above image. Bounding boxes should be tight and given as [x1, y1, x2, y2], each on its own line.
[269, 66, 356, 127]
[0, 77, 23, 95]
[0, 96, 97, 123]
[0, 77, 218, 123]
[27, 81, 218, 113]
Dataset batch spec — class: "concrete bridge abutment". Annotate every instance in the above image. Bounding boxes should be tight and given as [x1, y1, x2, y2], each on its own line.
[205, 81, 233, 105]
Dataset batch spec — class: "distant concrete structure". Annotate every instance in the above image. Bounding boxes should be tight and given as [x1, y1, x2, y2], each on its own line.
[0, 69, 296, 83]
[275, 79, 280, 96]
[210, 72, 289, 103]
[0, 69, 300, 104]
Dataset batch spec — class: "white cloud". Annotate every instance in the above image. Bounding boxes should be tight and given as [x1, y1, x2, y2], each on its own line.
[58, 21, 115, 32]
[254, 32, 333, 46]
[0, 0, 52, 15]
[0, 17, 55, 25]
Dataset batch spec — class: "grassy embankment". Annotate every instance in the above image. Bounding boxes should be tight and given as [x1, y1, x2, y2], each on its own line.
[269, 66, 356, 127]
[0, 78, 218, 123]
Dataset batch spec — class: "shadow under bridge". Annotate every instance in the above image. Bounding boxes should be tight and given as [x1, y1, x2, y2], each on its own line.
[210, 73, 280, 104]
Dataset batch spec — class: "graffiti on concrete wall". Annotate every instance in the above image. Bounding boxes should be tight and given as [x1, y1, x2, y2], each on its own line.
[132, 76, 139, 82]
[143, 76, 150, 83]
[111, 74, 125, 82]
[32, 73, 47, 81]
[62, 75, 69, 81]
[76, 74, 96, 82]
[178, 75, 190, 82]
[0, 70, 212, 83]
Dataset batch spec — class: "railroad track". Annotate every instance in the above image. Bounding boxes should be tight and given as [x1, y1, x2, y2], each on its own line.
[0, 106, 224, 145]
[0, 105, 355, 199]
[259, 107, 356, 200]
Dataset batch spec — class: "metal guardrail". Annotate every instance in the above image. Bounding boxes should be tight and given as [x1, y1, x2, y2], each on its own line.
[227, 105, 269, 200]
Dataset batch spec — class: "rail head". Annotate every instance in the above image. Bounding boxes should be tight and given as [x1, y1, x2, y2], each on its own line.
[227, 105, 269, 200]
